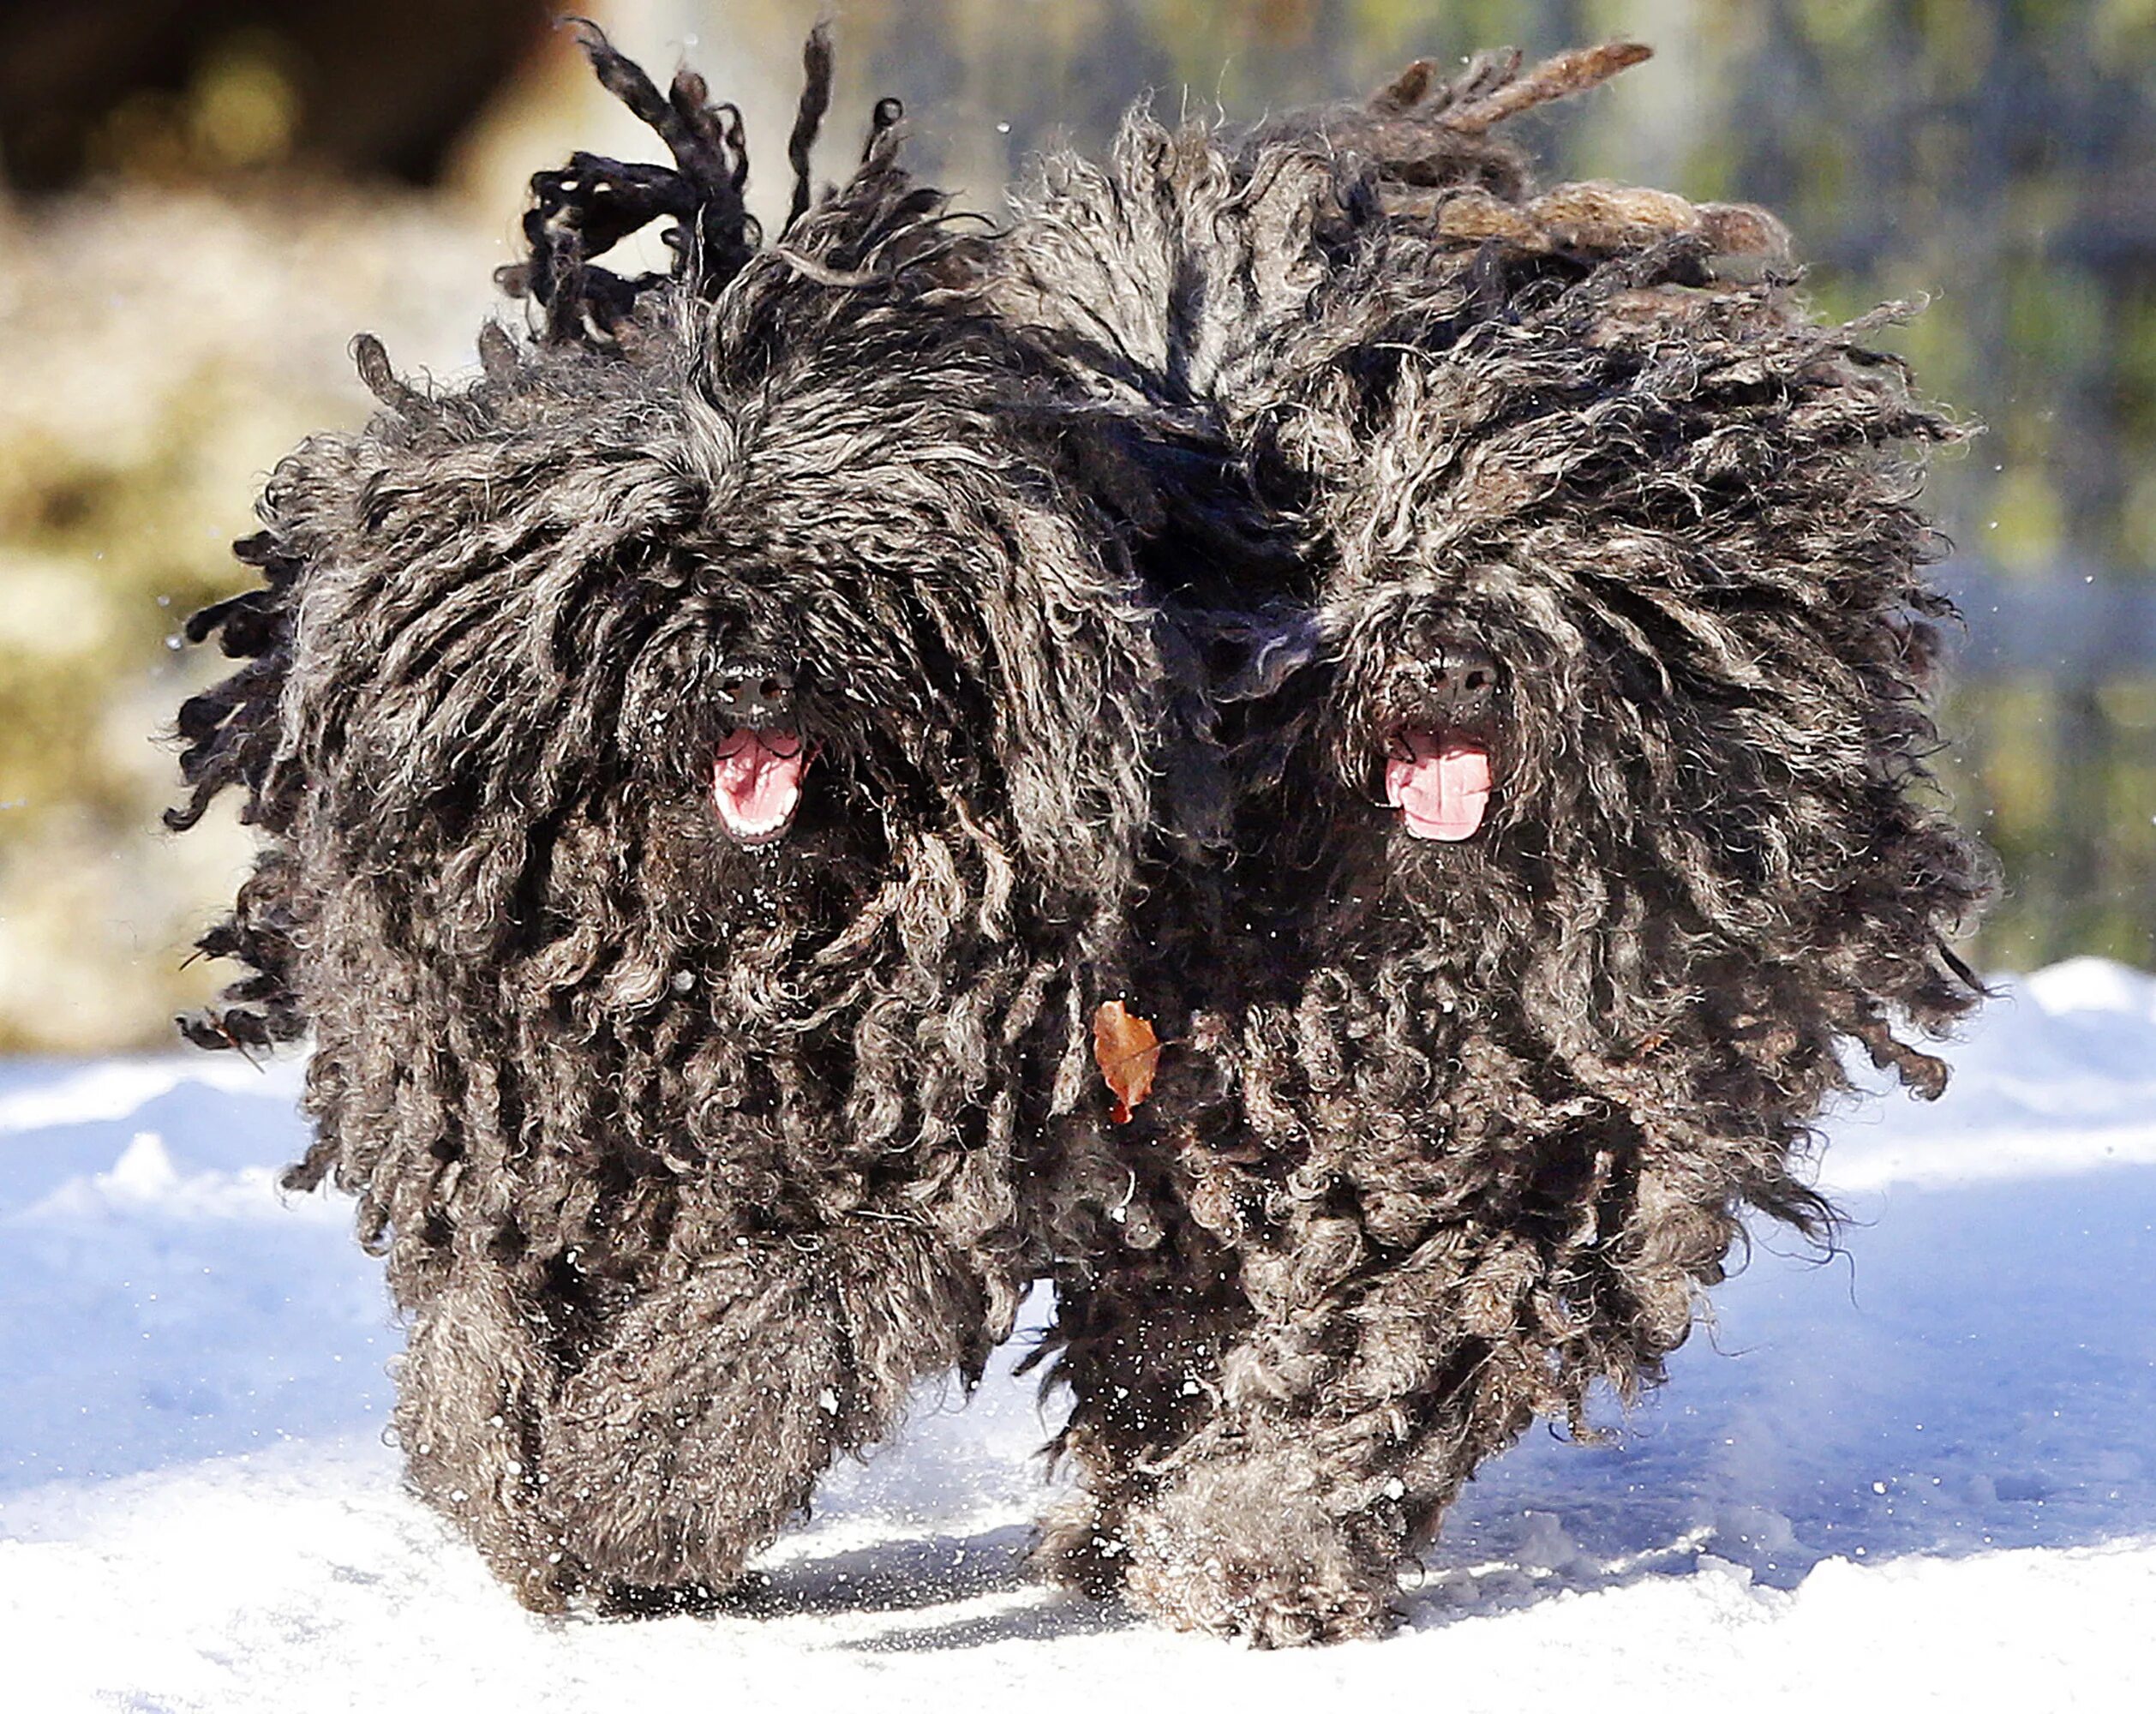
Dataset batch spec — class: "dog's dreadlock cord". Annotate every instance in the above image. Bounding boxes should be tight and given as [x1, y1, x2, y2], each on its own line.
[500, 19, 843, 346]
[786, 25, 836, 236]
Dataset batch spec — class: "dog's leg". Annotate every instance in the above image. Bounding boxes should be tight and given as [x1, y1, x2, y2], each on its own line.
[1101, 1314, 1420, 1645]
[1105, 1226, 1539, 1647]
[1099, 1328, 1417, 1644]
[1116, 1440, 1405, 1646]
[536, 1250, 841, 1606]
[537, 1229, 997, 1606]
[1033, 1224, 1251, 1599]
[393, 1257, 571, 1611]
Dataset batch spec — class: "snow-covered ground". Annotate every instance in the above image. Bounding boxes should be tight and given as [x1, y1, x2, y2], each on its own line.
[4, 962, 2153, 1711]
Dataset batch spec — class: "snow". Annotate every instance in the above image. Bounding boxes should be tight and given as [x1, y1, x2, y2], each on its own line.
[4, 965, 2154, 1709]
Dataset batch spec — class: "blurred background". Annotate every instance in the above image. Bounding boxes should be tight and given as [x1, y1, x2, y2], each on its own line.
[2, 0, 2152, 1053]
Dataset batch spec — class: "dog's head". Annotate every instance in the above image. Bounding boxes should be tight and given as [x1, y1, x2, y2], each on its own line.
[174, 43, 1165, 1251]
[291, 226, 1147, 1003]
[1236, 254, 1989, 1109]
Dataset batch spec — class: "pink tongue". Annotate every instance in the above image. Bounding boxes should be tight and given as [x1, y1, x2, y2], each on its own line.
[712, 730, 806, 836]
[1385, 734, 1493, 842]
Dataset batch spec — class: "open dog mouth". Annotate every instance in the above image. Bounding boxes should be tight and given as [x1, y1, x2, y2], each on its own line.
[1375, 638, 1500, 841]
[712, 728, 811, 846]
[1384, 729, 1494, 842]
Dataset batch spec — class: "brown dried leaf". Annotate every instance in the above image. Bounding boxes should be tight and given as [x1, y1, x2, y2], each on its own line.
[1093, 999, 1160, 1124]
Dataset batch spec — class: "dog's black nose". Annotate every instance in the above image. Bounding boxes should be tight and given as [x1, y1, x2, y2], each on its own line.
[1424, 643, 1500, 722]
[715, 661, 794, 725]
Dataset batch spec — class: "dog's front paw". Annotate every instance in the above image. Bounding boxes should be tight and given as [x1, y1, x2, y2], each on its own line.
[537, 1261, 847, 1596]
[1116, 1454, 1400, 1647]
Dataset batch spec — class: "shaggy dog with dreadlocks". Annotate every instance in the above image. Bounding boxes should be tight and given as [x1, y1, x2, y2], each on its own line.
[985, 44, 1991, 1645]
[170, 27, 1178, 1612]
[173, 23, 1988, 1645]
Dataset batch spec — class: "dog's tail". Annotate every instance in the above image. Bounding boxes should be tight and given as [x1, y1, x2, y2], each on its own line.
[494, 19, 849, 349]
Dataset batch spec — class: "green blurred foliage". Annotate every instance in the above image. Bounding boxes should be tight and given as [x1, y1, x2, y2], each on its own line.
[0, 182, 501, 1052]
